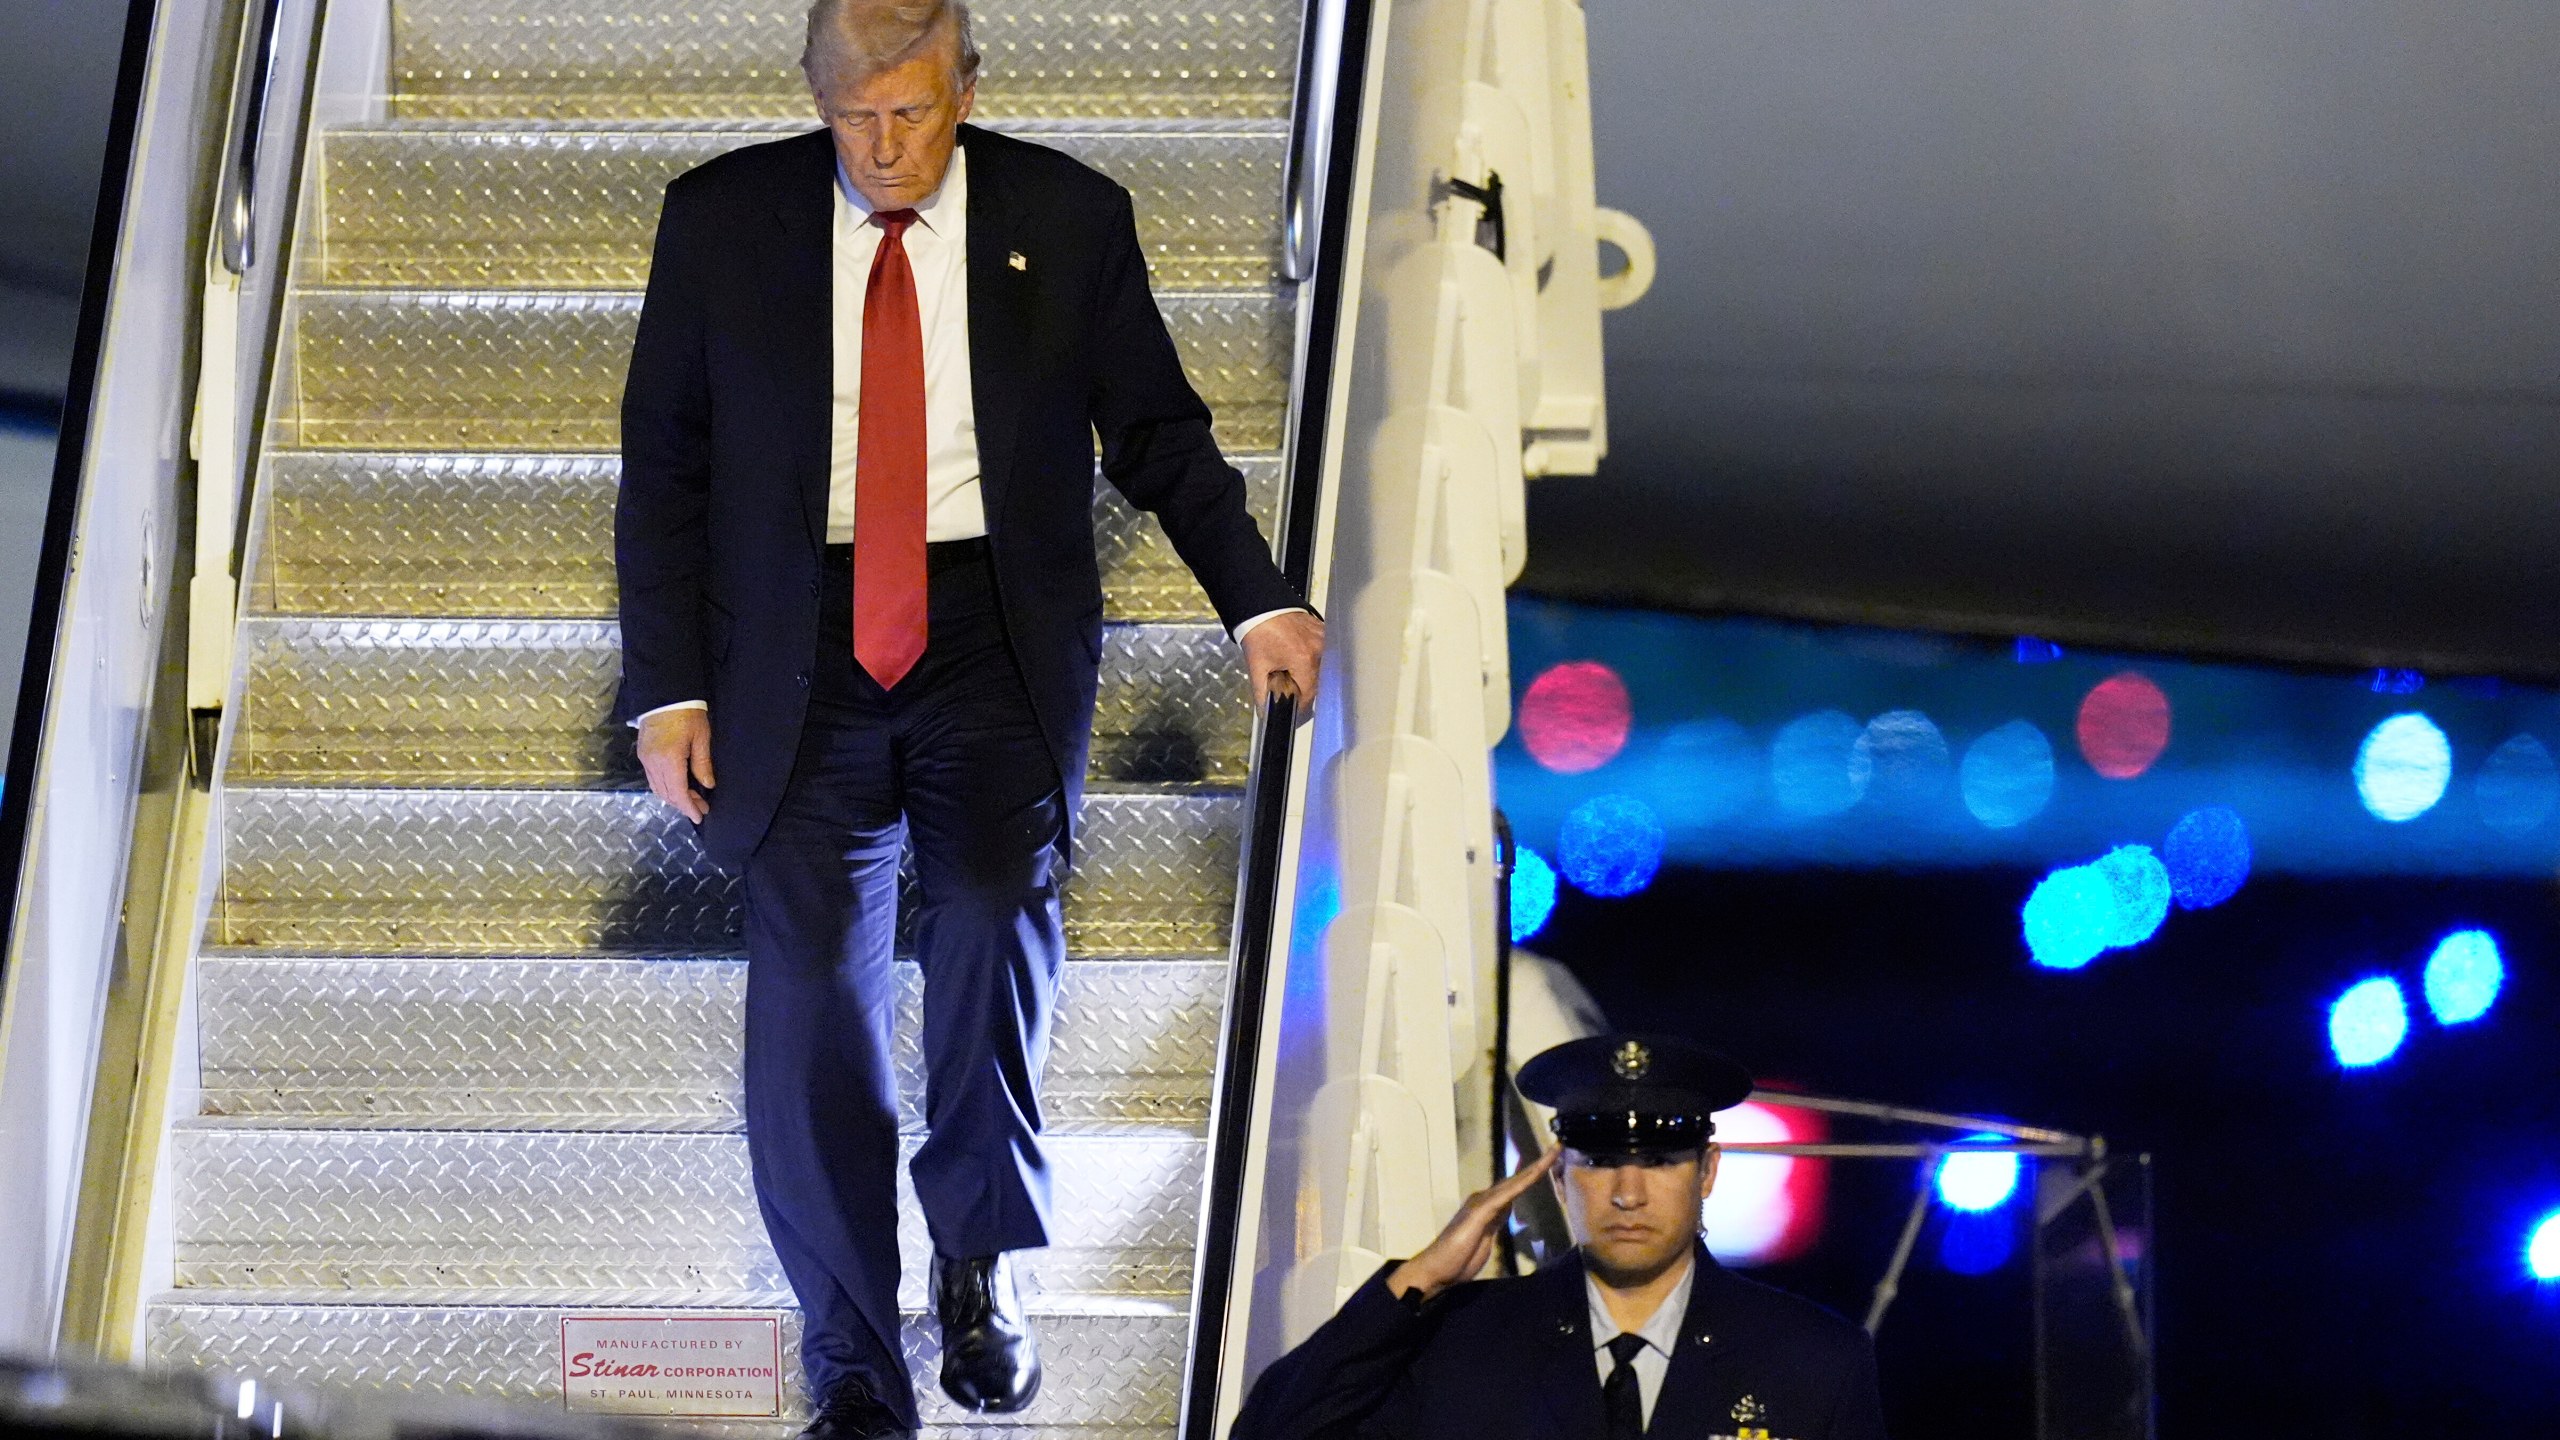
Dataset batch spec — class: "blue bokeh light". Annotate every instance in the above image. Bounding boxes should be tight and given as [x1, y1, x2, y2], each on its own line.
[2355, 713, 2452, 823]
[2475, 733, 2560, 837]
[2329, 976, 2410, 1068]
[2013, 636, 2064, 664]
[1293, 875, 1341, 951]
[1650, 717, 1759, 826]
[1855, 709, 1952, 811]
[2369, 667, 2425, 695]
[1770, 710, 1872, 819]
[1959, 720, 2055, 829]
[2094, 845, 2173, 949]
[2529, 1212, 2560, 1282]
[1557, 794, 1666, 898]
[1938, 1211, 2016, 1274]
[2163, 807, 2252, 909]
[2023, 865, 2115, 970]
[1288, 874, 1343, 1005]
[1937, 1136, 2023, 1213]
[2422, 929, 2503, 1025]
[1509, 845, 1559, 942]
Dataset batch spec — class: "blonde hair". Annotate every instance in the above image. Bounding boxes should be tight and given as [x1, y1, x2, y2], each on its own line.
[800, 0, 981, 94]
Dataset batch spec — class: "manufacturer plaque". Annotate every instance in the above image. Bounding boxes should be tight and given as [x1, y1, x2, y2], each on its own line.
[559, 1314, 783, 1418]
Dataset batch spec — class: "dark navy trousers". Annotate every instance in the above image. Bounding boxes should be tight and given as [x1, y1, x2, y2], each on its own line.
[740, 539, 1066, 1426]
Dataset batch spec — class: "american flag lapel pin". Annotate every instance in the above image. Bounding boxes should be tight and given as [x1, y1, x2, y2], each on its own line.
[1008, 250, 1028, 271]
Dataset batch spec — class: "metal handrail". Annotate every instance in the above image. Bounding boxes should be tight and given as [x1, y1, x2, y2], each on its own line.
[1180, 0, 1377, 1425]
[1749, 1090, 2086, 1146]
[214, 0, 290, 275]
[1279, 0, 1341, 282]
[1180, 672, 1299, 1440]
[1275, 0, 1376, 587]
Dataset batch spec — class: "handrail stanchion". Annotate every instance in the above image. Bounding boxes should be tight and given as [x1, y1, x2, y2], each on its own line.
[187, 0, 293, 780]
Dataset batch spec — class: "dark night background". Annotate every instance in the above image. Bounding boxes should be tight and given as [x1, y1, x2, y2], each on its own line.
[1501, 601, 2560, 1437]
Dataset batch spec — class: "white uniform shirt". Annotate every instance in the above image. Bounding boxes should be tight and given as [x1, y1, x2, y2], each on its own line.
[1587, 1253, 1696, 1428]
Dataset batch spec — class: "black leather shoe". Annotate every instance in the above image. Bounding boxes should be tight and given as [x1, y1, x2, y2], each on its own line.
[931, 1252, 1042, 1412]
[796, 1378, 912, 1440]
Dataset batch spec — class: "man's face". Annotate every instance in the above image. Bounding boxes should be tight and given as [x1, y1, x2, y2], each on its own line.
[813, 36, 976, 210]
[1553, 1145, 1718, 1280]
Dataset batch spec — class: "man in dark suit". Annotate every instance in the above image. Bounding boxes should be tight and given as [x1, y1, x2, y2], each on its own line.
[614, 3, 1323, 1436]
[1229, 1036, 1889, 1440]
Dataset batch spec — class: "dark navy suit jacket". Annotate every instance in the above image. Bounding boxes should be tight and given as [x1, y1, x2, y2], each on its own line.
[1231, 1246, 1888, 1440]
[616, 124, 1301, 864]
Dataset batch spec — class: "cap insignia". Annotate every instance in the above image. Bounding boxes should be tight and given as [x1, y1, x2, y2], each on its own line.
[1731, 1394, 1766, 1424]
[1611, 1040, 1652, 1080]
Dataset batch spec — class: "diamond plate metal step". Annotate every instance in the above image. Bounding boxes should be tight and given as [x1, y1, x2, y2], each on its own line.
[158, 0, 1308, 1425]
[170, 1127, 1200, 1305]
[245, 452, 1280, 623]
[225, 621, 1253, 787]
[148, 1300, 1183, 1431]
[196, 956, 1224, 1131]
[388, 0, 1296, 122]
[228, 619, 1250, 789]
[270, 288, 1285, 454]
[314, 123, 1284, 292]
[211, 788, 1239, 956]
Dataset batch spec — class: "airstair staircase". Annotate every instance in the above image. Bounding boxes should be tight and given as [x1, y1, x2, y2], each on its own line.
[143, 3, 1301, 1433]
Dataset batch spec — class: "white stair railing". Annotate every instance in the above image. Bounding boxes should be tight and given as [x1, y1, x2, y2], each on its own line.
[1257, 0, 1655, 1373]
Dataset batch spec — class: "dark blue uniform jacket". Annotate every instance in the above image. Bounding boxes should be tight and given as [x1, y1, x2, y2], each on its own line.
[1230, 1245, 1887, 1440]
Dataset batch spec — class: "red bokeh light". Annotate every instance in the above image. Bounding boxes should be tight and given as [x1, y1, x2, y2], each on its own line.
[1519, 661, 1633, 774]
[1703, 1099, 1830, 1267]
[2077, 671, 2172, 780]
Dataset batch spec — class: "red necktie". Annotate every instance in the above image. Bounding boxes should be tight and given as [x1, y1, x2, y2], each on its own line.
[854, 208, 928, 690]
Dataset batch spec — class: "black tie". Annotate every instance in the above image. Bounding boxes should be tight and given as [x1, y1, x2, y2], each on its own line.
[1603, 1332, 1649, 1440]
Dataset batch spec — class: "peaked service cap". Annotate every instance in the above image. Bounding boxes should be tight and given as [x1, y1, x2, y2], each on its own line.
[1515, 1033, 1755, 1156]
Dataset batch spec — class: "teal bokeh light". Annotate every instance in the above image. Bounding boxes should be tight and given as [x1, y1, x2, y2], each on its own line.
[2023, 865, 2114, 970]
[1510, 845, 1559, 941]
[2329, 976, 2410, 1068]
[1959, 719, 2055, 830]
[2475, 733, 2559, 836]
[2354, 713, 2452, 823]
[1770, 710, 1871, 819]
[2094, 845, 2172, 948]
[2421, 929, 2502, 1025]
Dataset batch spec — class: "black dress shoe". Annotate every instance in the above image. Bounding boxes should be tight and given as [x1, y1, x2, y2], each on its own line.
[931, 1252, 1042, 1412]
[796, 1378, 912, 1440]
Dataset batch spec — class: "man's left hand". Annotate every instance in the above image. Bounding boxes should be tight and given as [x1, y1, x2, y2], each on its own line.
[1240, 610, 1325, 722]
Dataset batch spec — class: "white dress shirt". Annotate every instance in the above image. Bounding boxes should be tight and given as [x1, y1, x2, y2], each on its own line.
[634, 147, 1298, 727]
[1587, 1252, 1696, 1428]
[828, 148, 985, 545]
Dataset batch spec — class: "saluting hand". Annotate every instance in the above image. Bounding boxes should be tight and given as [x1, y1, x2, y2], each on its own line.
[638, 708, 716, 823]
[1385, 1147, 1561, 1303]
[1240, 610, 1325, 723]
